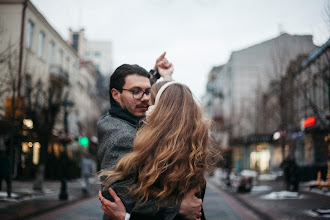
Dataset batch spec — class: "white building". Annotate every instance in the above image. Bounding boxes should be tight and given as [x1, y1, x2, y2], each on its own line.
[204, 33, 316, 173]
[0, 0, 80, 177]
[68, 29, 113, 77]
[205, 33, 316, 139]
[0, 0, 101, 179]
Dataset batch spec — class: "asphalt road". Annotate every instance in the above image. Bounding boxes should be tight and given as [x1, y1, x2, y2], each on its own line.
[29, 182, 250, 220]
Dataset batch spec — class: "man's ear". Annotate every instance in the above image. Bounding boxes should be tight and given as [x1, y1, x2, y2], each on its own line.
[111, 88, 121, 104]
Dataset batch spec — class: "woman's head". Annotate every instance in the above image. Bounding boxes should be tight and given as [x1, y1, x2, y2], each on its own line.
[146, 81, 193, 120]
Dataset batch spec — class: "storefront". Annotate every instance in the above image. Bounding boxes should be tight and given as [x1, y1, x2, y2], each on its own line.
[293, 116, 329, 181]
[231, 134, 282, 173]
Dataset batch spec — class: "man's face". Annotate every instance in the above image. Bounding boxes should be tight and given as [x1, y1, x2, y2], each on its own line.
[112, 74, 151, 118]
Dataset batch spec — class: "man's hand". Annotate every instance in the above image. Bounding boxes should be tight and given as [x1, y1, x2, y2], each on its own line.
[178, 187, 203, 220]
[153, 52, 174, 81]
[99, 188, 126, 220]
[158, 60, 174, 81]
[153, 52, 166, 71]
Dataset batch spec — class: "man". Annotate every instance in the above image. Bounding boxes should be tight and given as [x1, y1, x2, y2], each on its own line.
[98, 53, 203, 220]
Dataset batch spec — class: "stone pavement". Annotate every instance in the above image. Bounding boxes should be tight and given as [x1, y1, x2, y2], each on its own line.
[0, 178, 99, 220]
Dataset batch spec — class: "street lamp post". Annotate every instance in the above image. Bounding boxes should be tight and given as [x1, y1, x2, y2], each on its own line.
[59, 99, 74, 200]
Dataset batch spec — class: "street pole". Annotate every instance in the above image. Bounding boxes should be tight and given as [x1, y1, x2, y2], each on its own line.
[59, 100, 73, 200]
[18, 0, 28, 97]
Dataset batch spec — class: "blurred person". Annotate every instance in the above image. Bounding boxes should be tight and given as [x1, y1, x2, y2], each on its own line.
[0, 139, 11, 198]
[81, 153, 94, 194]
[99, 81, 212, 219]
[97, 54, 204, 219]
[280, 155, 297, 191]
[289, 158, 300, 192]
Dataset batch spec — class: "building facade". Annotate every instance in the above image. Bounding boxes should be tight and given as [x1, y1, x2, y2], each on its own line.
[68, 29, 113, 77]
[204, 33, 317, 173]
[68, 29, 112, 115]
[292, 39, 329, 180]
[0, 0, 101, 179]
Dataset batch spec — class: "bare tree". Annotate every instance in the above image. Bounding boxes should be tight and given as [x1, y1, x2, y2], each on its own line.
[323, 0, 330, 33]
[0, 40, 69, 190]
[294, 46, 330, 132]
[24, 75, 69, 190]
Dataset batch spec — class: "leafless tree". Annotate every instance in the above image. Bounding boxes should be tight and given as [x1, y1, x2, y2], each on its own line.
[323, 0, 330, 33]
[24, 76, 68, 190]
[0, 39, 69, 190]
[294, 46, 330, 132]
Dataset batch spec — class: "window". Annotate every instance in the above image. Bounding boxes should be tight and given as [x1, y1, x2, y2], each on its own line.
[85, 51, 90, 57]
[38, 32, 45, 58]
[26, 20, 34, 49]
[49, 41, 55, 64]
[324, 77, 329, 108]
[66, 56, 70, 72]
[72, 33, 79, 52]
[95, 64, 100, 71]
[94, 51, 101, 57]
[58, 49, 63, 65]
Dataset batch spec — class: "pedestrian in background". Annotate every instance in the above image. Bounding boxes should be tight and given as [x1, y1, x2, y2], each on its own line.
[0, 137, 11, 198]
[280, 155, 299, 191]
[81, 153, 94, 194]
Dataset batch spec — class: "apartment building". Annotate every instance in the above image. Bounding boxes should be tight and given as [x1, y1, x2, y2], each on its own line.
[204, 33, 316, 173]
[68, 29, 113, 76]
[0, 0, 100, 179]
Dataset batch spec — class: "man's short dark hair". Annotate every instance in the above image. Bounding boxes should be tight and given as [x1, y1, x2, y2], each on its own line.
[109, 64, 150, 105]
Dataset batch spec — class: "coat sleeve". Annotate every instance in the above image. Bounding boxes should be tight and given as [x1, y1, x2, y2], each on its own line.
[102, 179, 182, 219]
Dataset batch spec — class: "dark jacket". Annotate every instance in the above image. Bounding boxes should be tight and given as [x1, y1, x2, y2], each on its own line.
[102, 177, 181, 220]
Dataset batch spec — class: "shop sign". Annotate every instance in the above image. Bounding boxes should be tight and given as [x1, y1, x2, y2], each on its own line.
[273, 130, 286, 141]
[5, 97, 25, 119]
[304, 116, 316, 128]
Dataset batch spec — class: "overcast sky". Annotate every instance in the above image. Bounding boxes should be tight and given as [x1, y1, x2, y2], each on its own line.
[31, 0, 329, 99]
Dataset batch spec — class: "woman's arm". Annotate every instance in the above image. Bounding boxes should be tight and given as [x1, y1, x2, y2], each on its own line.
[101, 178, 181, 218]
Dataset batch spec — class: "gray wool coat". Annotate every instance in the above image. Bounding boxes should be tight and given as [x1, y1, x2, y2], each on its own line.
[97, 113, 181, 220]
[98, 113, 137, 171]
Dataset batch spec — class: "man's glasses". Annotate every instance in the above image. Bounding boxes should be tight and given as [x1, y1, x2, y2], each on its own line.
[121, 88, 151, 100]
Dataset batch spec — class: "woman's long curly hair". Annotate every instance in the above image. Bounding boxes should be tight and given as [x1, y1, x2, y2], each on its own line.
[100, 81, 212, 207]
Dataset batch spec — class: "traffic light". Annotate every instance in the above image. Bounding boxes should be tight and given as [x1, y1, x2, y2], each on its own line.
[78, 136, 89, 147]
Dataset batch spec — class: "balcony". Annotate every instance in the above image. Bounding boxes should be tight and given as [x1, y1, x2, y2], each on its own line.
[49, 64, 69, 85]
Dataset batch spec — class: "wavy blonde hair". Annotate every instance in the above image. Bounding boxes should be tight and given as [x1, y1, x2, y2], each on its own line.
[100, 81, 212, 207]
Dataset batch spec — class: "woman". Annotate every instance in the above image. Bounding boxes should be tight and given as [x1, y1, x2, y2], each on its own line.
[100, 81, 213, 219]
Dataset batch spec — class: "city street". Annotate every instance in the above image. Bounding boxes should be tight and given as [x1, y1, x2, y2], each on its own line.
[1, 1, 329, 220]
[208, 173, 330, 220]
[29, 181, 257, 220]
[1, 175, 330, 220]
[30, 195, 103, 220]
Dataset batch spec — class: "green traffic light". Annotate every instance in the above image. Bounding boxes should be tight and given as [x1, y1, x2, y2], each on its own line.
[78, 136, 89, 147]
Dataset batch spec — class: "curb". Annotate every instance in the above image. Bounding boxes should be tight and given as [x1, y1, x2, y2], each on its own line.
[1, 190, 97, 220]
[22, 195, 87, 220]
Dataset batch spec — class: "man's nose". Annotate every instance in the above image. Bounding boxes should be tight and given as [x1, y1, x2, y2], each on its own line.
[140, 93, 150, 102]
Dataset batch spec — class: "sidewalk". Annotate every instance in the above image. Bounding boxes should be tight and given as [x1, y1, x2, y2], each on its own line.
[209, 169, 330, 219]
[0, 178, 99, 220]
